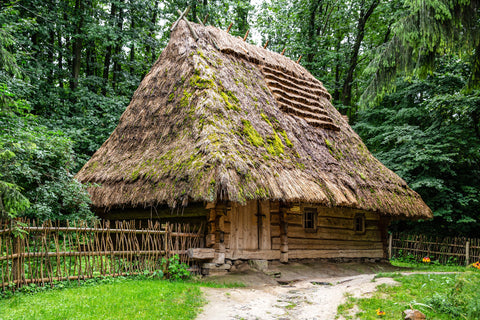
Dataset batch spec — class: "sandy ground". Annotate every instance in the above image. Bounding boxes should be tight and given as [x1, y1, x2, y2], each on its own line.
[196, 260, 399, 320]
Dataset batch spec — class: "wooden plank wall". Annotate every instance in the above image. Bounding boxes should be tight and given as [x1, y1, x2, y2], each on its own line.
[270, 203, 384, 259]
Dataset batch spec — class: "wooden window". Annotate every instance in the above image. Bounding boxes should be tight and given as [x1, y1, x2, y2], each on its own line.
[354, 213, 365, 234]
[303, 207, 317, 232]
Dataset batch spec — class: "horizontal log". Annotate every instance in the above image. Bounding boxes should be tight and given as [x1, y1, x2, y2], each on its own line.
[271, 225, 381, 241]
[272, 237, 383, 250]
[187, 248, 215, 259]
[0, 250, 168, 261]
[0, 226, 167, 235]
[225, 248, 384, 260]
[226, 249, 280, 260]
[288, 249, 384, 259]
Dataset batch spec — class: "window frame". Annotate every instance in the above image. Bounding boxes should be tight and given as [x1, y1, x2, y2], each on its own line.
[303, 207, 317, 233]
[353, 213, 366, 234]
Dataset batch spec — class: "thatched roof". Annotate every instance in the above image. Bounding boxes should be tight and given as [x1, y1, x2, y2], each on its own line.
[75, 20, 432, 219]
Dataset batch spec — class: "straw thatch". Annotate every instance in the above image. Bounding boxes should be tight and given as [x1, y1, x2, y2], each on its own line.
[75, 20, 432, 219]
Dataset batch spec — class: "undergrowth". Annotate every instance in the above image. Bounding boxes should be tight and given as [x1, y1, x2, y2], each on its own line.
[337, 270, 480, 319]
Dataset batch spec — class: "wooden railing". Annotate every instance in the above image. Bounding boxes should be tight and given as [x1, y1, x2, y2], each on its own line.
[388, 233, 480, 265]
[0, 219, 204, 291]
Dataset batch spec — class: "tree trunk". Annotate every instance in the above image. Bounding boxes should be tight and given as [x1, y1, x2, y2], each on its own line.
[332, 36, 342, 101]
[102, 1, 117, 96]
[71, 0, 84, 90]
[129, 3, 135, 74]
[341, 0, 380, 107]
[112, 0, 124, 92]
[306, 0, 322, 64]
[146, 1, 158, 65]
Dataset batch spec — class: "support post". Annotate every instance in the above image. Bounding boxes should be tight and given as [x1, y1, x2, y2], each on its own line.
[206, 208, 216, 247]
[388, 233, 393, 260]
[213, 204, 227, 264]
[466, 240, 470, 266]
[279, 207, 288, 263]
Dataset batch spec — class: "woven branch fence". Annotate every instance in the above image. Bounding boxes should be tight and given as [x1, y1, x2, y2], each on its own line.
[0, 219, 204, 291]
[389, 233, 480, 265]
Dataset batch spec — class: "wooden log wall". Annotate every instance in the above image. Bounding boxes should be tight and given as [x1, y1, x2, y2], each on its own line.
[0, 219, 203, 291]
[270, 203, 384, 259]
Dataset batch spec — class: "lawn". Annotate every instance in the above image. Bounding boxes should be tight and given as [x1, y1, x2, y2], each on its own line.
[337, 264, 480, 320]
[0, 279, 206, 320]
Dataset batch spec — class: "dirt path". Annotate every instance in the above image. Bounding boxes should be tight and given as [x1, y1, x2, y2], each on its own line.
[196, 261, 400, 320]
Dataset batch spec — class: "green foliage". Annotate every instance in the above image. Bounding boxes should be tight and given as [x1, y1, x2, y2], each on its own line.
[0, 97, 93, 220]
[165, 254, 191, 281]
[338, 272, 480, 320]
[355, 57, 480, 236]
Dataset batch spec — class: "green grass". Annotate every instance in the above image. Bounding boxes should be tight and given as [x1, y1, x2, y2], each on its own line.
[337, 271, 480, 320]
[0, 279, 205, 320]
[390, 259, 467, 272]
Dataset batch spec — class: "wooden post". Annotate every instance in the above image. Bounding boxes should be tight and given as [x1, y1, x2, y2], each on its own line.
[205, 204, 216, 247]
[466, 240, 470, 265]
[243, 30, 249, 41]
[226, 22, 233, 33]
[12, 234, 25, 287]
[279, 207, 288, 263]
[258, 200, 271, 250]
[388, 233, 393, 260]
[296, 55, 302, 63]
[203, 14, 209, 25]
[263, 40, 269, 49]
[280, 48, 286, 55]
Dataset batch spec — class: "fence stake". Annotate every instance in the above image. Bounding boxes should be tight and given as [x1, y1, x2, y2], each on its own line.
[466, 240, 470, 265]
[388, 233, 393, 260]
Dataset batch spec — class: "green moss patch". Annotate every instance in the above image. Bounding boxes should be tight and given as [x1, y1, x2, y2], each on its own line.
[242, 120, 264, 147]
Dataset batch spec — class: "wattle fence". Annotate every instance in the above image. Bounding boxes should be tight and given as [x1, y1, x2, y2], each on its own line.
[0, 219, 204, 291]
[389, 233, 480, 265]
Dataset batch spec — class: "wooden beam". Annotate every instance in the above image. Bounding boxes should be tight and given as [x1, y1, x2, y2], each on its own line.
[279, 207, 288, 263]
[258, 200, 271, 250]
[203, 14, 209, 25]
[187, 248, 215, 260]
[296, 55, 302, 63]
[171, 6, 190, 32]
[280, 48, 286, 55]
[226, 22, 233, 33]
[176, 9, 199, 41]
[243, 29, 249, 41]
[263, 40, 269, 49]
[196, 16, 205, 26]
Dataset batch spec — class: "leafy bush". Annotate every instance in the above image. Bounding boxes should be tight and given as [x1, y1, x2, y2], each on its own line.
[0, 92, 93, 221]
[165, 255, 191, 281]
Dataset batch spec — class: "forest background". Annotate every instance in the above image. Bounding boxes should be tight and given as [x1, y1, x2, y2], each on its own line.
[0, 0, 479, 237]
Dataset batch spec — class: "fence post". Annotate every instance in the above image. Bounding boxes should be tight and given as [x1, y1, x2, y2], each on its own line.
[466, 240, 470, 266]
[12, 234, 25, 287]
[388, 233, 393, 260]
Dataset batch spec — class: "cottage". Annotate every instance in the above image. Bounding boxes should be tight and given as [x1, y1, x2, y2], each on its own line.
[75, 19, 432, 264]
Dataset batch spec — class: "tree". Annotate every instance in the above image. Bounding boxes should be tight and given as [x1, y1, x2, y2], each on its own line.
[355, 57, 480, 236]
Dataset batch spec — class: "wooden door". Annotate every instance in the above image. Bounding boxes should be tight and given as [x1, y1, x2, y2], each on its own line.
[229, 200, 259, 250]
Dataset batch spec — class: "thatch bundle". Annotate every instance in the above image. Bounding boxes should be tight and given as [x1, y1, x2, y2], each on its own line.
[75, 20, 432, 219]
